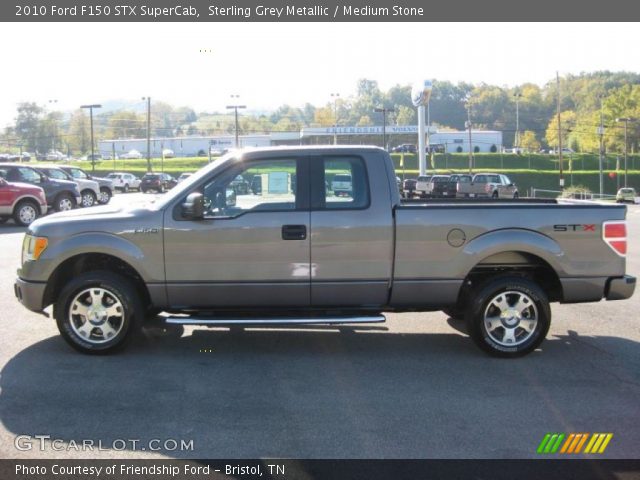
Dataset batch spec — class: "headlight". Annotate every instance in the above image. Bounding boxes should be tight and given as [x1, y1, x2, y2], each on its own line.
[22, 235, 48, 264]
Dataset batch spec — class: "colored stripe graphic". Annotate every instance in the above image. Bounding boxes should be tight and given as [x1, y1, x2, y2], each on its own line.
[538, 433, 613, 454]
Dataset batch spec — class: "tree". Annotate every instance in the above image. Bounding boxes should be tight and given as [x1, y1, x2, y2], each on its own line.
[545, 110, 577, 150]
[67, 109, 91, 155]
[519, 130, 541, 152]
[14, 102, 44, 152]
[106, 111, 146, 139]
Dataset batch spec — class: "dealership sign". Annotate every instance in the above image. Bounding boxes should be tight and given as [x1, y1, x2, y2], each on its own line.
[301, 125, 436, 137]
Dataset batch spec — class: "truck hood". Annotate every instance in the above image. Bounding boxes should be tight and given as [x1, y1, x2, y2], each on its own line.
[27, 200, 161, 235]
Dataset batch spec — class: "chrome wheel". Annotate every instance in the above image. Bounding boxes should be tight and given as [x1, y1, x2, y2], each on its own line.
[81, 192, 95, 207]
[68, 288, 125, 344]
[18, 204, 37, 224]
[483, 290, 538, 347]
[58, 197, 73, 211]
[98, 189, 111, 204]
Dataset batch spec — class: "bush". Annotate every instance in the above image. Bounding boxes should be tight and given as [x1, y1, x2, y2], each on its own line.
[490, 144, 497, 153]
[456, 146, 463, 153]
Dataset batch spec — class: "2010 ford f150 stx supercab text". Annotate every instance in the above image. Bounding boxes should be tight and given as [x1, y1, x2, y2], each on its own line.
[14, 146, 636, 357]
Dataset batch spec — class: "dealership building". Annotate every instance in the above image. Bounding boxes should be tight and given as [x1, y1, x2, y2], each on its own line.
[97, 126, 502, 157]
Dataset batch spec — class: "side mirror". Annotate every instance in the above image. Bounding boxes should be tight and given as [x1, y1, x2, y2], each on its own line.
[182, 192, 205, 220]
[0, 178, 6, 187]
[225, 188, 236, 207]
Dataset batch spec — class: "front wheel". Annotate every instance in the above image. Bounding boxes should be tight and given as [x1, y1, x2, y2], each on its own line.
[513, 192, 519, 199]
[81, 190, 96, 208]
[123, 184, 129, 193]
[492, 191, 499, 199]
[54, 271, 143, 354]
[465, 276, 551, 358]
[54, 193, 75, 212]
[13, 200, 40, 226]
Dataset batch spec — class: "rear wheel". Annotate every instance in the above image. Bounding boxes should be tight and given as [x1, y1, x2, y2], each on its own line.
[54, 271, 143, 354]
[13, 199, 40, 226]
[465, 276, 550, 358]
[513, 192, 519, 199]
[98, 187, 111, 204]
[492, 191, 499, 199]
[123, 184, 129, 193]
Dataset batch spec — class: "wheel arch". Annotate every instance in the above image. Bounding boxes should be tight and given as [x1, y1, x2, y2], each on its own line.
[458, 229, 565, 303]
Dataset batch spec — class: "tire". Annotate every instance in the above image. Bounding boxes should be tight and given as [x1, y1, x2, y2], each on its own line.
[54, 270, 144, 354]
[492, 191, 499, 199]
[81, 190, 97, 208]
[513, 192, 519, 199]
[141, 188, 147, 194]
[13, 199, 40, 226]
[54, 193, 75, 212]
[98, 187, 111, 204]
[465, 276, 551, 358]
[0, 217, 9, 224]
[123, 184, 129, 193]
[159, 185, 165, 193]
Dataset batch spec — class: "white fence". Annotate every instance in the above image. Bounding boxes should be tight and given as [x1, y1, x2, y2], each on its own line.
[530, 188, 618, 201]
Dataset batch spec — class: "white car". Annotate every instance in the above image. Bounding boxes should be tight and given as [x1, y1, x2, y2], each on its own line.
[121, 149, 143, 160]
[162, 149, 175, 158]
[106, 172, 141, 192]
[415, 175, 433, 196]
[331, 174, 352, 196]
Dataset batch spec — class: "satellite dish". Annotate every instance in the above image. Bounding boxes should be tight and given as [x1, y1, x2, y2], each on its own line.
[412, 80, 433, 107]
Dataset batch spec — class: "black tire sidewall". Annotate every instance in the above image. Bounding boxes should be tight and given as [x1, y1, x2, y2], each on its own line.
[54, 271, 143, 354]
[55, 193, 74, 212]
[466, 276, 551, 357]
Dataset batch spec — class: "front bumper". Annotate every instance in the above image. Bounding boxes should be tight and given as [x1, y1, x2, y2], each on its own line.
[14, 277, 46, 312]
[606, 275, 636, 301]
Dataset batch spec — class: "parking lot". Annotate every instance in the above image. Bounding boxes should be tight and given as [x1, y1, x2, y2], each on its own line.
[0, 195, 638, 459]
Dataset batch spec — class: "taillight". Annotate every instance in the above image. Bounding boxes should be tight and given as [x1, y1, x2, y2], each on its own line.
[603, 221, 627, 256]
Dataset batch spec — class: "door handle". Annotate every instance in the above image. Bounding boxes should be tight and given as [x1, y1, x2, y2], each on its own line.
[282, 224, 307, 240]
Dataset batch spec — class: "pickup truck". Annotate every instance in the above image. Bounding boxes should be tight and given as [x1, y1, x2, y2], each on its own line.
[14, 146, 636, 357]
[0, 178, 48, 226]
[468, 173, 519, 199]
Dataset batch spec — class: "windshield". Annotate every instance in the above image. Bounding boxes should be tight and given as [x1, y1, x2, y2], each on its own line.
[153, 153, 239, 209]
[68, 168, 88, 179]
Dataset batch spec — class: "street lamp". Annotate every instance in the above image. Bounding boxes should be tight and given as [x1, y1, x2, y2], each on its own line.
[80, 104, 102, 172]
[226, 94, 246, 148]
[616, 117, 635, 187]
[374, 107, 395, 150]
[142, 97, 151, 172]
[465, 99, 474, 173]
[331, 93, 340, 145]
[513, 91, 523, 150]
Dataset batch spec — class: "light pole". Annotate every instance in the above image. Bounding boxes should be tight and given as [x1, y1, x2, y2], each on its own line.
[513, 91, 522, 150]
[616, 117, 634, 187]
[465, 100, 474, 173]
[80, 104, 101, 173]
[226, 94, 246, 148]
[374, 107, 395, 150]
[598, 95, 605, 197]
[142, 97, 151, 172]
[331, 93, 340, 145]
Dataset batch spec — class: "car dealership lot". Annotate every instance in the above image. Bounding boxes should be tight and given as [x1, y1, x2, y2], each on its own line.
[0, 199, 638, 459]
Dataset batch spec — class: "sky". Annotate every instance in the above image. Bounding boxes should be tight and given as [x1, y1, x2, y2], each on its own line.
[0, 22, 638, 127]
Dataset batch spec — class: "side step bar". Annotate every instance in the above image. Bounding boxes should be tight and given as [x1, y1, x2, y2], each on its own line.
[165, 315, 386, 326]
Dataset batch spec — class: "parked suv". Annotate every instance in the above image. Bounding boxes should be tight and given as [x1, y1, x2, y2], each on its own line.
[0, 177, 47, 226]
[331, 173, 352, 196]
[0, 163, 80, 212]
[141, 173, 177, 193]
[616, 187, 637, 204]
[60, 166, 113, 204]
[35, 165, 100, 208]
[106, 172, 141, 192]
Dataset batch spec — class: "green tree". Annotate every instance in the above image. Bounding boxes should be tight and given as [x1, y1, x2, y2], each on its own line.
[14, 102, 44, 152]
[106, 111, 146, 139]
[519, 130, 541, 152]
[67, 109, 90, 154]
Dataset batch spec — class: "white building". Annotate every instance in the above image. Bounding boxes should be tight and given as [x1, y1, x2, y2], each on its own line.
[98, 126, 502, 157]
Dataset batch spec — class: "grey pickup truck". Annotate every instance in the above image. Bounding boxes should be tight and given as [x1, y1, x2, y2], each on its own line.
[14, 146, 635, 357]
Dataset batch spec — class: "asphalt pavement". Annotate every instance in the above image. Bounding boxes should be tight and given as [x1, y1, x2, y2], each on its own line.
[0, 194, 638, 459]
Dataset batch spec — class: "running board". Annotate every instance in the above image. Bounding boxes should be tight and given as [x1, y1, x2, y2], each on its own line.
[165, 315, 386, 326]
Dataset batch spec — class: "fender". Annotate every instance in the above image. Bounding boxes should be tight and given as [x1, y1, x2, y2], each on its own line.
[29, 232, 158, 282]
[460, 228, 567, 277]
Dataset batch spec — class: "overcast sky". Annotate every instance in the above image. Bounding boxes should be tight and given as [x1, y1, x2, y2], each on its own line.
[0, 22, 637, 127]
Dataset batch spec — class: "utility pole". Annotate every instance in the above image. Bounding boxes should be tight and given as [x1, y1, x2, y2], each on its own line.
[331, 93, 340, 145]
[466, 101, 473, 173]
[514, 91, 522, 150]
[80, 104, 101, 173]
[374, 107, 395, 150]
[112, 142, 116, 171]
[226, 94, 246, 148]
[598, 96, 605, 197]
[142, 96, 152, 172]
[556, 72, 564, 190]
[617, 117, 633, 187]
